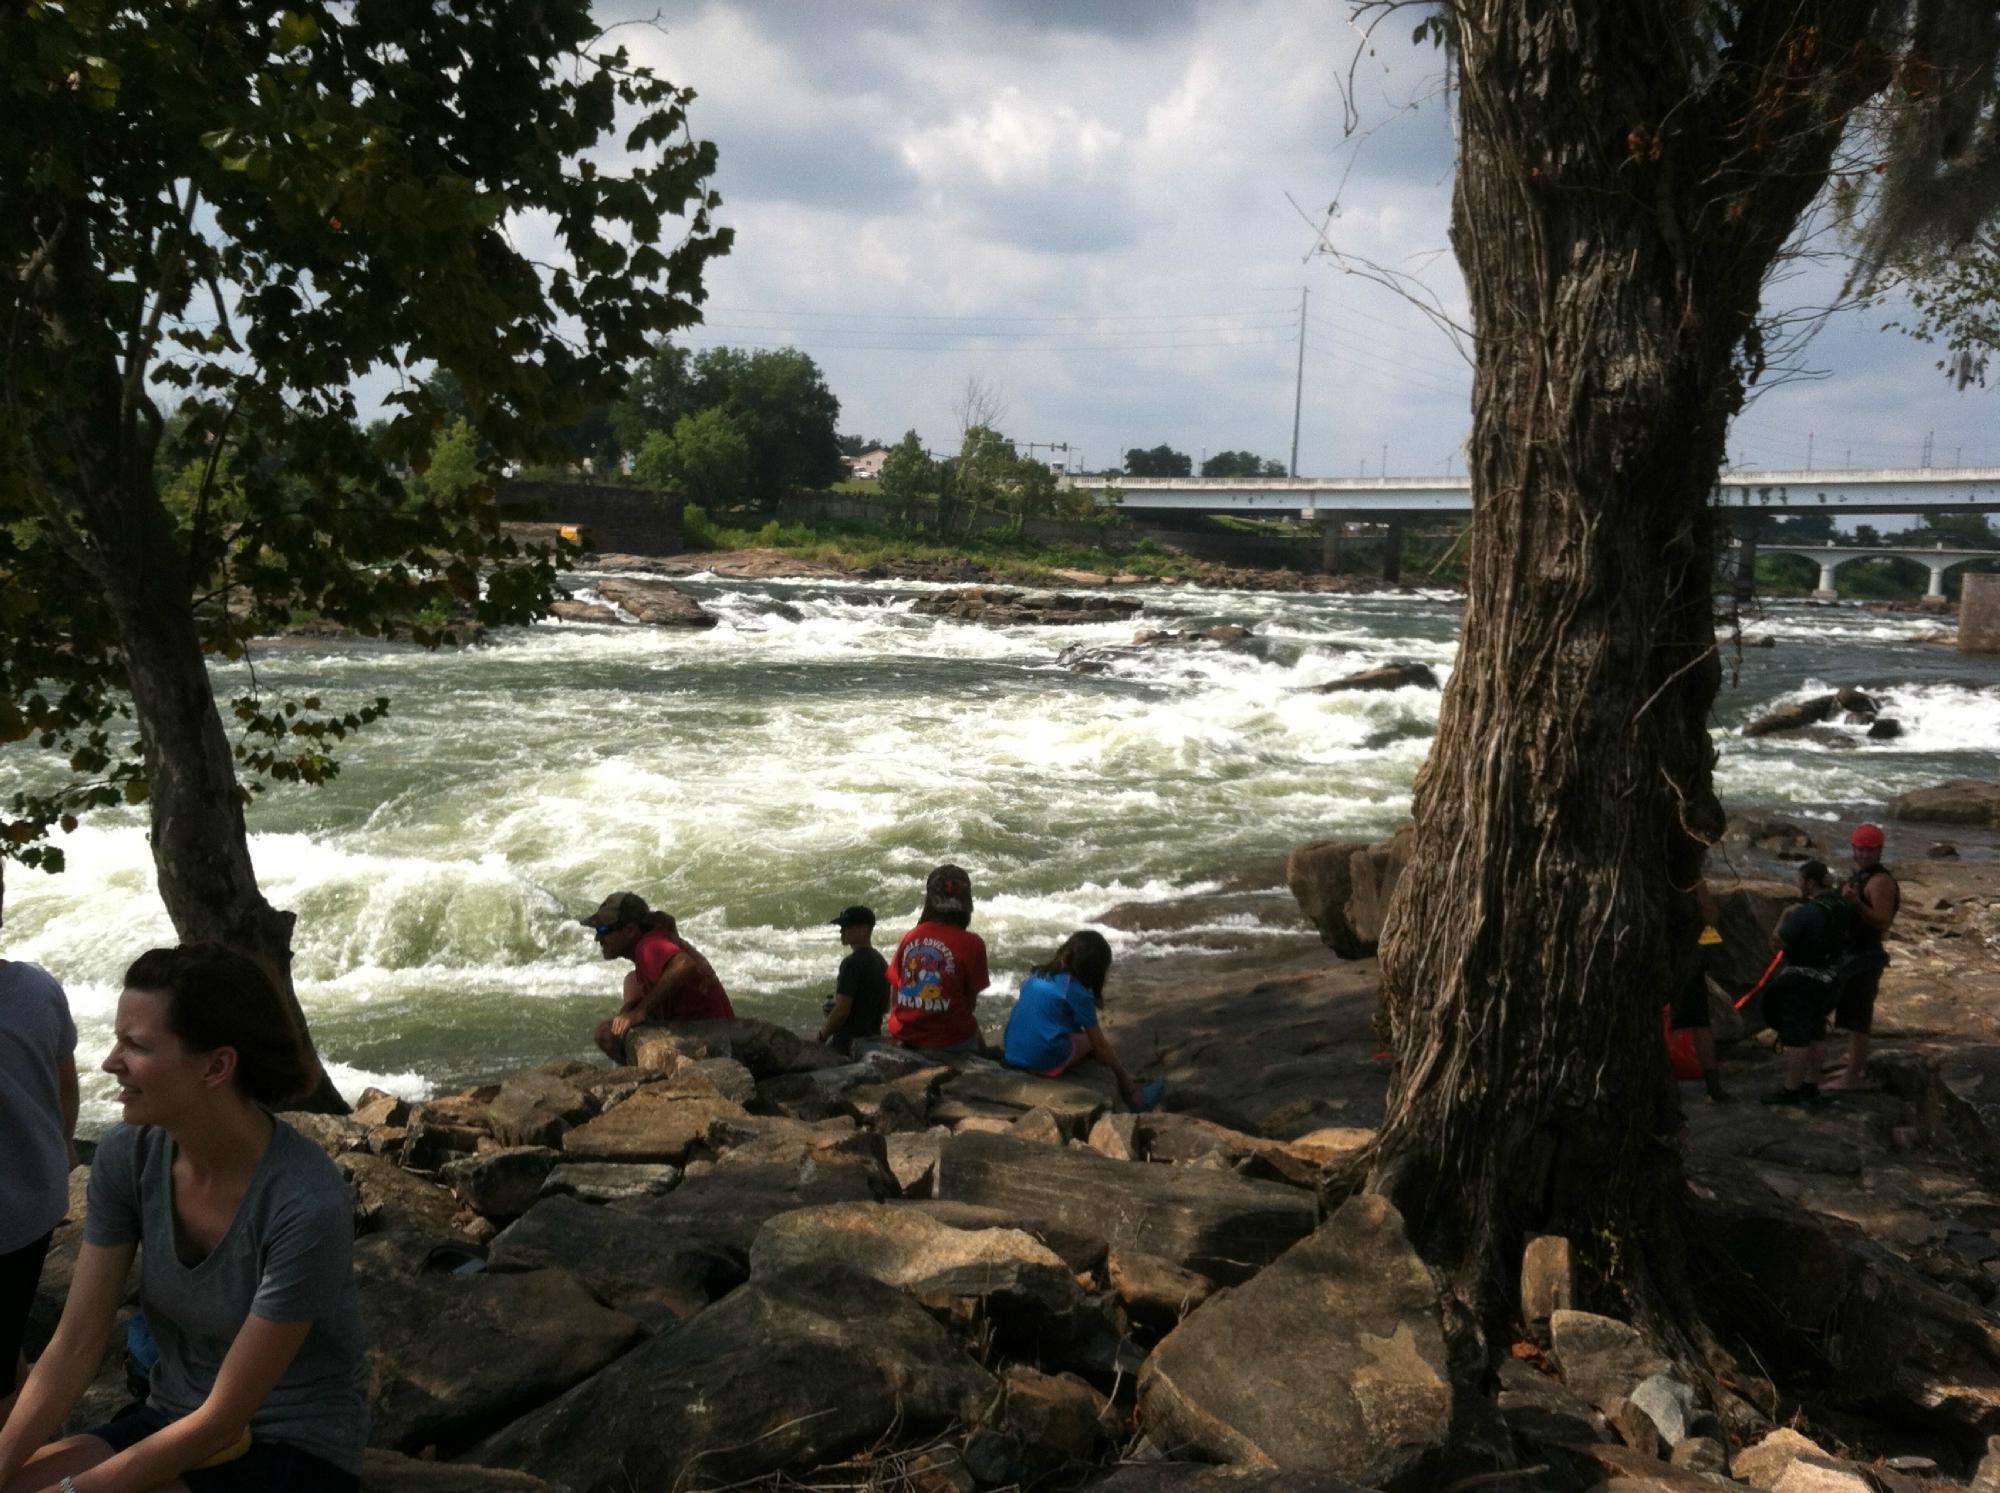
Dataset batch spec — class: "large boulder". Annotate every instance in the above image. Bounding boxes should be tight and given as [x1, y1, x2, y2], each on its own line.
[1889, 778, 2000, 829]
[592, 577, 717, 628]
[440, 1147, 559, 1222]
[1549, 1310, 1674, 1410]
[1720, 812, 1819, 859]
[469, 1264, 993, 1493]
[935, 1066, 1108, 1135]
[1743, 694, 1837, 737]
[1311, 662, 1439, 693]
[483, 1070, 595, 1149]
[490, 1158, 878, 1320]
[1138, 1194, 1453, 1485]
[1344, 823, 1415, 950]
[631, 1017, 848, 1080]
[356, 1244, 643, 1456]
[1082, 1472, 1371, 1493]
[935, 1131, 1316, 1285]
[1284, 839, 1371, 958]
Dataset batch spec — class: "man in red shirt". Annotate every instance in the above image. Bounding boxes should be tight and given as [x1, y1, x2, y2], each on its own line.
[582, 892, 734, 1059]
[886, 865, 990, 1053]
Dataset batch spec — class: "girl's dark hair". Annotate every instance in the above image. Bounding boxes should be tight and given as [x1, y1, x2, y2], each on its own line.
[123, 943, 316, 1109]
[920, 863, 974, 930]
[1036, 929, 1113, 998]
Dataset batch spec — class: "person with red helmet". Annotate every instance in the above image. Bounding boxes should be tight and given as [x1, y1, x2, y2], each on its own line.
[1827, 823, 1899, 1092]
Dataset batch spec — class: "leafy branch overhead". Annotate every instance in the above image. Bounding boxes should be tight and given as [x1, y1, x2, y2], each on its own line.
[0, 0, 732, 880]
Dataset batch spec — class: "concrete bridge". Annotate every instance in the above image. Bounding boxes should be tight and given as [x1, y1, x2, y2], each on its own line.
[1743, 541, 1998, 600]
[1062, 467, 2000, 582]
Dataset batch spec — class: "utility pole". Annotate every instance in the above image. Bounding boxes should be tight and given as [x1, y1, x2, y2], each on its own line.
[1806, 431, 1814, 471]
[1289, 286, 1307, 478]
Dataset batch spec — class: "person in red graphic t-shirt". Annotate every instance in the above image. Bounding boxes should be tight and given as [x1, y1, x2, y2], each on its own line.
[886, 865, 989, 1054]
[580, 891, 734, 1060]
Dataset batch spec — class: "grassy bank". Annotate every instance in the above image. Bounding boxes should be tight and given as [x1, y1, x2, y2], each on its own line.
[684, 507, 1228, 581]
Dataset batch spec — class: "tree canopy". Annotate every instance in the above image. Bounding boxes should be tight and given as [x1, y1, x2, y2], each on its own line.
[609, 343, 845, 497]
[1124, 444, 1193, 477]
[0, 0, 728, 1094]
[1200, 450, 1287, 478]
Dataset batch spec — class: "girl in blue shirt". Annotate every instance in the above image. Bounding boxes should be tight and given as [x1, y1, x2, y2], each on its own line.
[1002, 931, 1155, 1111]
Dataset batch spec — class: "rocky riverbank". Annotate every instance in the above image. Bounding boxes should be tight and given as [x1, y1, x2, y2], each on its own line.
[25, 797, 2000, 1492]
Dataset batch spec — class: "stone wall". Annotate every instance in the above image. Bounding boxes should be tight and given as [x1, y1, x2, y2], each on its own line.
[498, 481, 682, 556]
[1964, 572, 2000, 654]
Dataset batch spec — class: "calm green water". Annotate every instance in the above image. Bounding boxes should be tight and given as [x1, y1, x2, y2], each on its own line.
[3, 572, 1992, 1127]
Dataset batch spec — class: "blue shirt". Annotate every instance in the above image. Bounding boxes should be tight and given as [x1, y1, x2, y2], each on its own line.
[1003, 970, 1098, 1072]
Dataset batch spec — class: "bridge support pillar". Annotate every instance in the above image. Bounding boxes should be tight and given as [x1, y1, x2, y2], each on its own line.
[1813, 559, 1839, 600]
[1382, 520, 1404, 585]
[1927, 564, 1949, 600]
[1963, 573, 2000, 653]
[1320, 513, 1343, 574]
[1731, 514, 1759, 601]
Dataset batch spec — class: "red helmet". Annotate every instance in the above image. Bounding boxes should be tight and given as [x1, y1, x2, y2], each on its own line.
[1850, 823, 1885, 850]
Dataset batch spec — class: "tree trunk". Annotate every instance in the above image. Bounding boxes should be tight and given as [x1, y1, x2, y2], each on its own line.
[55, 335, 348, 1112]
[1369, 0, 1882, 1350]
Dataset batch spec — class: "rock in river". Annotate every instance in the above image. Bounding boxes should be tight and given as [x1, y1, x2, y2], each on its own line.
[912, 586, 1142, 626]
[1888, 778, 2000, 829]
[590, 577, 717, 628]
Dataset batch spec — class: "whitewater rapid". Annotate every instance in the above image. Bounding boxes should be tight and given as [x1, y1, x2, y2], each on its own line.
[2, 575, 1991, 1127]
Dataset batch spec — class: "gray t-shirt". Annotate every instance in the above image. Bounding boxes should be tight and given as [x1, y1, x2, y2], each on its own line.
[85, 1120, 368, 1473]
[0, 960, 76, 1253]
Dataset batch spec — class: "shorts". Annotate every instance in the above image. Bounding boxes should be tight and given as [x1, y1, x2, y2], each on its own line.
[1834, 951, 1890, 1035]
[1762, 968, 1838, 1048]
[0, 1230, 53, 1370]
[86, 1403, 359, 1493]
[1667, 967, 1710, 1031]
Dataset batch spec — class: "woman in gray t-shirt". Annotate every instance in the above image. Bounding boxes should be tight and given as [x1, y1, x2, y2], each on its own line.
[0, 945, 365, 1493]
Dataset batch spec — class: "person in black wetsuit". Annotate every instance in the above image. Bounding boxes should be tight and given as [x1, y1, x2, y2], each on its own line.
[1758, 860, 1851, 1107]
[1827, 822, 1900, 1092]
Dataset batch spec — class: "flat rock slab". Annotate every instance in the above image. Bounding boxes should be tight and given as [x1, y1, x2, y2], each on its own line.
[470, 1264, 993, 1493]
[1138, 1194, 1453, 1485]
[936, 1130, 1315, 1284]
[938, 1066, 1109, 1132]
[751, 1201, 1089, 1326]
[558, 1088, 758, 1165]
[592, 577, 716, 628]
[356, 1246, 643, 1456]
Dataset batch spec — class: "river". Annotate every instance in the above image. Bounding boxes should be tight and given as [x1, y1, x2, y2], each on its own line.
[3, 570, 1994, 1128]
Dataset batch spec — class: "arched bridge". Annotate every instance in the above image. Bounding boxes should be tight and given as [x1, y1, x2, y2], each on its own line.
[1746, 542, 1999, 600]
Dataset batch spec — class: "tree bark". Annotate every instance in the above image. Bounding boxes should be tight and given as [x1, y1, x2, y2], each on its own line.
[1370, 0, 1883, 1349]
[47, 269, 348, 1112]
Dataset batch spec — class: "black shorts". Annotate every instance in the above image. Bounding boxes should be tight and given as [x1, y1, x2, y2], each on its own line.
[0, 1230, 53, 1371]
[1763, 969, 1838, 1047]
[1668, 966, 1710, 1030]
[1834, 951, 1890, 1035]
[86, 1403, 359, 1493]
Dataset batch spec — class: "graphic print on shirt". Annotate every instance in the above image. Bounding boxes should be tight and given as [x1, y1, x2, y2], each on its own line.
[895, 937, 959, 1013]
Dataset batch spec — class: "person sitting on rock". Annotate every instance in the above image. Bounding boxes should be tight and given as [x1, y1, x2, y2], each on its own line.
[816, 905, 889, 1056]
[1758, 860, 1851, 1108]
[0, 944, 366, 1493]
[1826, 823, 1900, 1093]
[885, 865, 989, 1055]
[1002, 930, 1162, 1112]
[583, 892, 734, 1060]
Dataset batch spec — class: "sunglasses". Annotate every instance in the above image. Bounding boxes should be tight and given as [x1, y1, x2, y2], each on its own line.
[591, 924, 616, 939]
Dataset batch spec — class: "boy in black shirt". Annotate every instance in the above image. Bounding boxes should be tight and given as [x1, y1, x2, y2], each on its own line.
[817, 905, 890, 1055]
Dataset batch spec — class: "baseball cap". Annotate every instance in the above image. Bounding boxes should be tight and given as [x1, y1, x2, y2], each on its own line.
[580, 891, 649, 928]
[830, 905, 876, 928]
[1850, 824, 1885, 850]
[925, 864, 972, 913]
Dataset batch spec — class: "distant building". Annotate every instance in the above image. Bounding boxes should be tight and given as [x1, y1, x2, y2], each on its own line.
[845, 447, 890, 480]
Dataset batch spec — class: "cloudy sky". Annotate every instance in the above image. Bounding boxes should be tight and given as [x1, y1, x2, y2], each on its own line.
[586, 0, 1997, 478]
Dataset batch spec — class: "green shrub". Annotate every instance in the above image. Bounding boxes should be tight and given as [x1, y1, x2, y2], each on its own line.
[682, 503, 719, 550]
